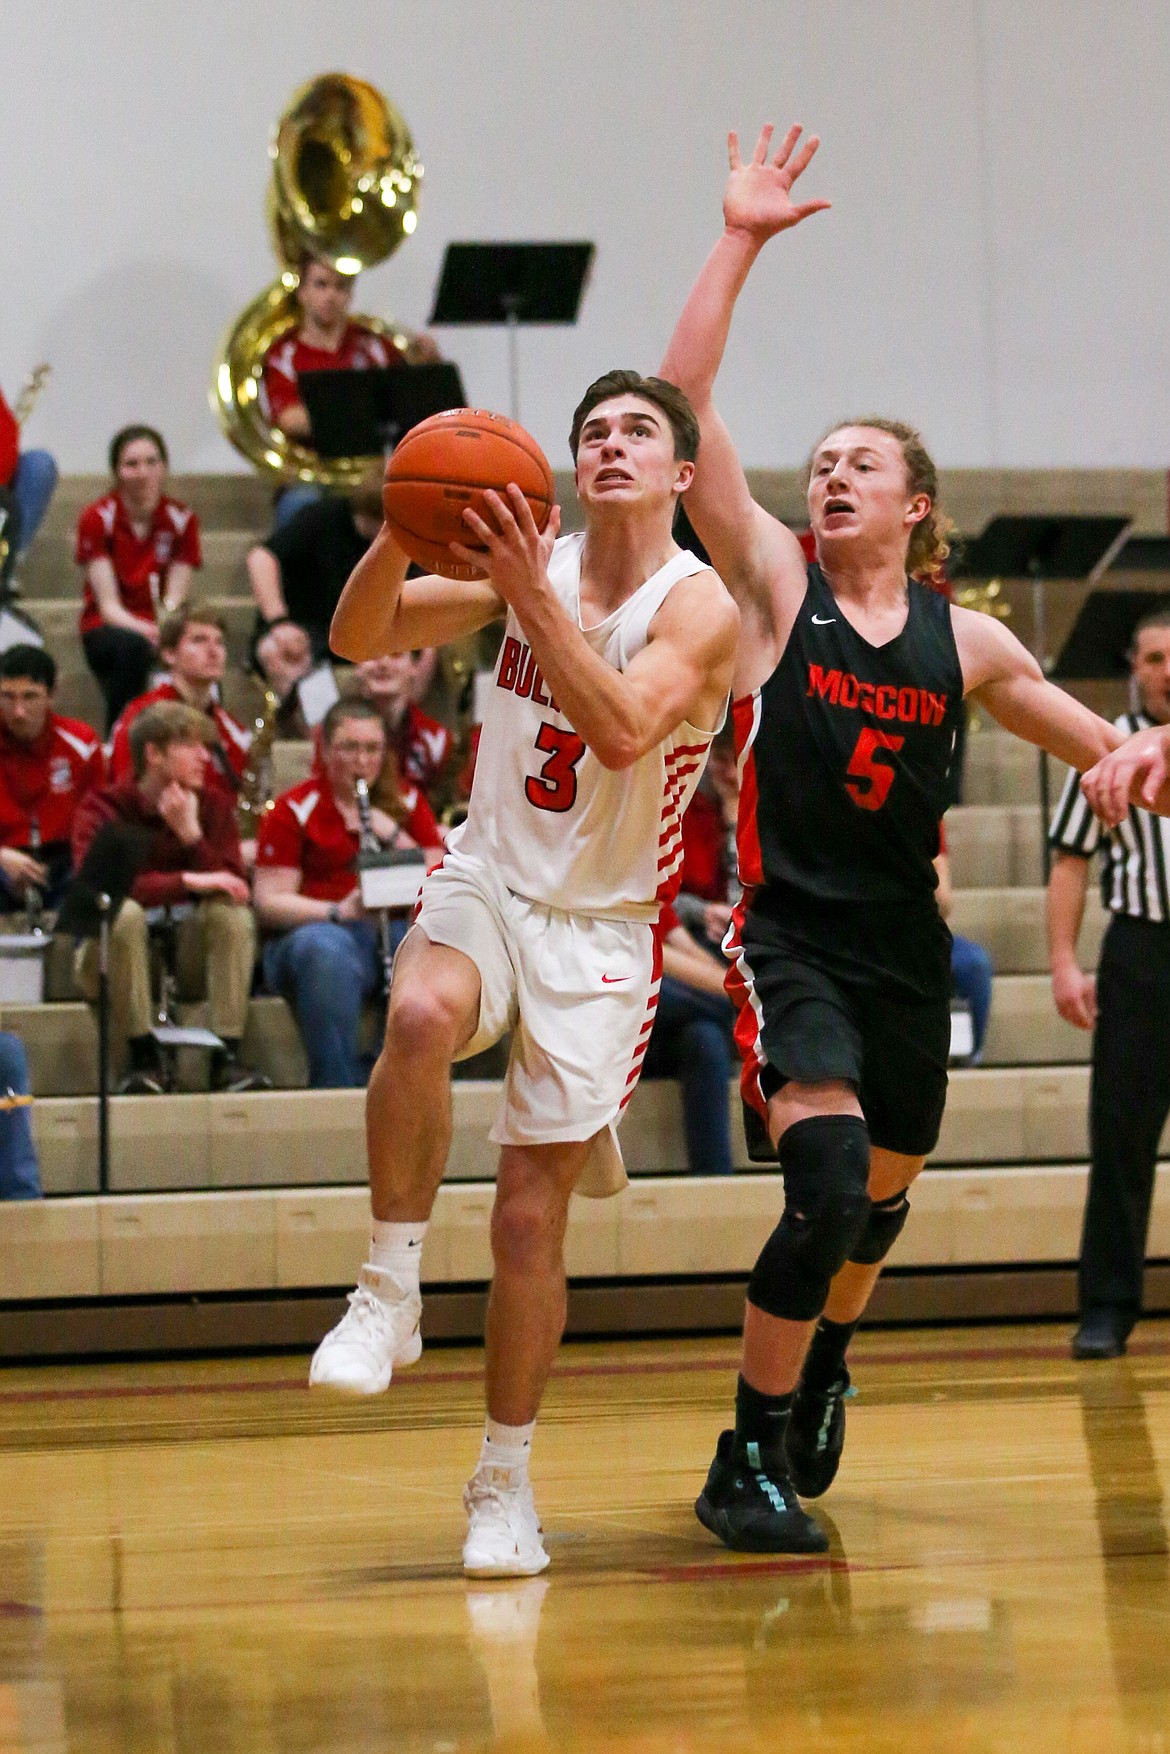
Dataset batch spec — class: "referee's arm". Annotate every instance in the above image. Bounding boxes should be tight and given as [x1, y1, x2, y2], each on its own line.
[1046, 766, 1100, 1030]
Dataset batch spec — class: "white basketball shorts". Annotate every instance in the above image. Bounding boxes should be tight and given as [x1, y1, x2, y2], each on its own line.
[408, 848, 661, 1195]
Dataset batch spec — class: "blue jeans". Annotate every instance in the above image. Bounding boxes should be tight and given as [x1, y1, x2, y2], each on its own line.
[263, 918, 401, 1087]
[272, 483, 325, 531]
[951, 933, 993, 1059]
[0, 1032, 40, 1199]
[10, 450, 58, 557]
[642, 975, 736, 1176]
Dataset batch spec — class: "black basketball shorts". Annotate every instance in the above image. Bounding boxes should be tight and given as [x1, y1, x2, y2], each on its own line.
[728, 925, 951, 1159]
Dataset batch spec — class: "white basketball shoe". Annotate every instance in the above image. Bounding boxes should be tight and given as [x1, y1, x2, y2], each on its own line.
[308, 1265, 422, 1394]
[462, 1467, 551, 1578]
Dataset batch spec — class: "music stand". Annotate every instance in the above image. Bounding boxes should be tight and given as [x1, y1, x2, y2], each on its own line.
[57, 824, 155, 1194]
[430, 242, 595, 421]
[1051, 589, 1170, 683]
[952, 514, 1132, 874]
[299, 361, 468, 456]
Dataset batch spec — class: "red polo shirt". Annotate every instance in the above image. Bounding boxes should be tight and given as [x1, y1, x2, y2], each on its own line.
[257, 775, 441, 903]
[679, 788, 730, 903]
[0, 714, 104, 849]
[108, 682, 252, 795]
[0, 389, 17, 487]
[260, 322, 404, 424]
[75, 492, 202, 634]
[71, 780, 244, 909]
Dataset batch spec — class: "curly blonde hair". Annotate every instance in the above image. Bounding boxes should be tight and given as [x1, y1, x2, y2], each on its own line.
[805, 417, 954, 579]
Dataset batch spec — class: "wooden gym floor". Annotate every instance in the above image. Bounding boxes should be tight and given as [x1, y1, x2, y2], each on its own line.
[0, 1322, 1166, 1751]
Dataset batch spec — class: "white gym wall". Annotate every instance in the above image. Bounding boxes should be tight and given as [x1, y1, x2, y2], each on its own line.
[3, 0, 1167, 471]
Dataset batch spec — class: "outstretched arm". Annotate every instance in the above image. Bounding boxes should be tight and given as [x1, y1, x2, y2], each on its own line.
[330, 525, 505, 661]
[1080, 722, 1170, 824]
[659, 124, 830, 617]
[956, 608, 1122, 770]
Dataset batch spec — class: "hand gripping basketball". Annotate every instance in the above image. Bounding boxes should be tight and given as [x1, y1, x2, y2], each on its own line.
[382, 408, 555, 581]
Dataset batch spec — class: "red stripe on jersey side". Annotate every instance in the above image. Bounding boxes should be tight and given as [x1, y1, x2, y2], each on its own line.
[620, 917, 665, 1111]
[732, 692, 764, 890]
[724, 888, 768, 1118]
[667, 741, 711, 761]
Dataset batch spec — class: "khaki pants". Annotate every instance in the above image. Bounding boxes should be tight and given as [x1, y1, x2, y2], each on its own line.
[75, 897, 255, 1061]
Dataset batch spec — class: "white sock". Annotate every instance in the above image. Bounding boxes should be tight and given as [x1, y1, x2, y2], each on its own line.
[368, 1220, 427, 1295]
[478, 1417, 535, 1485]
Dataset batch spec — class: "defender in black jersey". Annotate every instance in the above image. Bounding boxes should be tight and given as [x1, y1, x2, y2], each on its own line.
[660, 121, 1131, 1554]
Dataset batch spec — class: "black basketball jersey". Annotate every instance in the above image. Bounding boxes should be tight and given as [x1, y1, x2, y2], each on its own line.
[735, 564, 964, 907]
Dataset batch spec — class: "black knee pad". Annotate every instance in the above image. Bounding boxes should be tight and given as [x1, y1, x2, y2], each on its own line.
[849, 1190, 910, 1265]
[747, 1115, 872, 1323]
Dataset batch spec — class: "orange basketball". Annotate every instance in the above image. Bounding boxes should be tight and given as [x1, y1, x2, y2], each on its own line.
[382, 408, 555, 580]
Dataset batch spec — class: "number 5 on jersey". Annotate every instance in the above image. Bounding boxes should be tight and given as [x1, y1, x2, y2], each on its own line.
[845, 727, 904, 812]
[526, 722, 587, 813]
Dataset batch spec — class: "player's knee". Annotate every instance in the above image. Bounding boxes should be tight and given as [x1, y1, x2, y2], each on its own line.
[848, 1190, 910, 1265]
[746, 1114, 872, 1322]
[490, 1187, 562, 1275]
[384, 981, 466, 1064]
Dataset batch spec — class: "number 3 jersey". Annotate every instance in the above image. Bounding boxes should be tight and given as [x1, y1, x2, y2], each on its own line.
[449, 532, 721, 920]
[735, 562, 964, 907]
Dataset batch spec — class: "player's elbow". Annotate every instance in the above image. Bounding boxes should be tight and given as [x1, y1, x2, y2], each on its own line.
[591, 731, 640, 772]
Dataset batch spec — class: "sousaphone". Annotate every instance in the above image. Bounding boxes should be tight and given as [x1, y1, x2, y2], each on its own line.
[211, 73, 424, 488]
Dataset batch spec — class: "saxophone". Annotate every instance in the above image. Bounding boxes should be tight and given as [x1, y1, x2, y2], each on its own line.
[237, 687, 279, 835]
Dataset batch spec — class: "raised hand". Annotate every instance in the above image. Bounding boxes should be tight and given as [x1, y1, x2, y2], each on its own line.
[723, 123, 831, 242]
[452, 487, 561, 611]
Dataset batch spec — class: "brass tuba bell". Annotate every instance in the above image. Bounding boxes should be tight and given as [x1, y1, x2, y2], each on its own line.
[210, 72, 424, 489]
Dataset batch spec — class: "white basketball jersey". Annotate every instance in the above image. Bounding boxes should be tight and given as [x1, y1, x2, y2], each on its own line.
[450, 532, 722, 919]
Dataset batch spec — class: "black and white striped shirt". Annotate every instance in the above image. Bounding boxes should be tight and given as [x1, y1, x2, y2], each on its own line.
[1049, 712, 1170, 923]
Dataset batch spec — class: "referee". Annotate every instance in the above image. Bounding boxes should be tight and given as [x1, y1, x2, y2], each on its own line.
[1047, 603, 1170, 1359]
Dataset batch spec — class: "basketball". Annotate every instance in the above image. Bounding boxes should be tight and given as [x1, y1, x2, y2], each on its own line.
[382, 408, 556, 580]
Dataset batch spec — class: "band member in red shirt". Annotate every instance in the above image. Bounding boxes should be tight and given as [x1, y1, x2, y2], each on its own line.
[108, 605, 252, 808]
[310, 653, 452, 809]
[0, 644, 102, 911]
[71, 701, 260, 1094]
[260, 259, 407, 444]
[75, 425, 202, 730]
[255, 699, 442, 1088]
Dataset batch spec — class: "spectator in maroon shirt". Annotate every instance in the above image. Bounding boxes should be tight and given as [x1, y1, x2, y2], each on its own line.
[0, 645, 103, 912]
[71, 700, 260, 1094]
[75, 425, 202, 730]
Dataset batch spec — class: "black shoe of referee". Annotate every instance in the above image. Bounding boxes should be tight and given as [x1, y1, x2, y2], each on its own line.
[784, 1368, 851, 1499]
[695, 1431, 828, 1553]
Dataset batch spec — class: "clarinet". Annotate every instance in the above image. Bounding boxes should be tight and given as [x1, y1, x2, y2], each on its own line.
[353, 777, 395, 993]
[24, 815, 44, 936]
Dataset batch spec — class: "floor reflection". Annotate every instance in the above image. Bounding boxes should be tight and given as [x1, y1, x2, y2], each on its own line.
[1079, 1362, 1170, 1747]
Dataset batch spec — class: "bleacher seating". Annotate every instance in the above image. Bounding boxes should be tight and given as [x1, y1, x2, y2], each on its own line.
[3, 472, 1169, 1333]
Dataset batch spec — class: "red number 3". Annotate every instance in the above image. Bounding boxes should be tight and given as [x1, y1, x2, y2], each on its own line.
[845, 727, 904, 811]
[526, 722, 587, 813]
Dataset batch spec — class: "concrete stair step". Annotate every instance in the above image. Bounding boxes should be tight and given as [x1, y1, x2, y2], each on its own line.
[24, 1060, 1147, 1195]
[11, 1162, 1170, 1299]
[950, 886, 1107, 973]
[946, 803, 1047, 888]
[38, 474, 274, 535]
[20, 529, 254, 600]
[2, 967, 1091, 1100]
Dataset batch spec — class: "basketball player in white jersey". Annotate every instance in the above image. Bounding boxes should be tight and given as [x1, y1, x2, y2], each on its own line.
[310, 371, 738, 1576]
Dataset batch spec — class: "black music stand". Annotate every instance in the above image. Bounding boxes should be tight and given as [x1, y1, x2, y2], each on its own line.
[952, 514, 1132, 874]
[57, 824, 154, 1193]
[430, 242, 595, 421]
[1051, 590, 1170, 684]
[299, 361, 468, 456]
